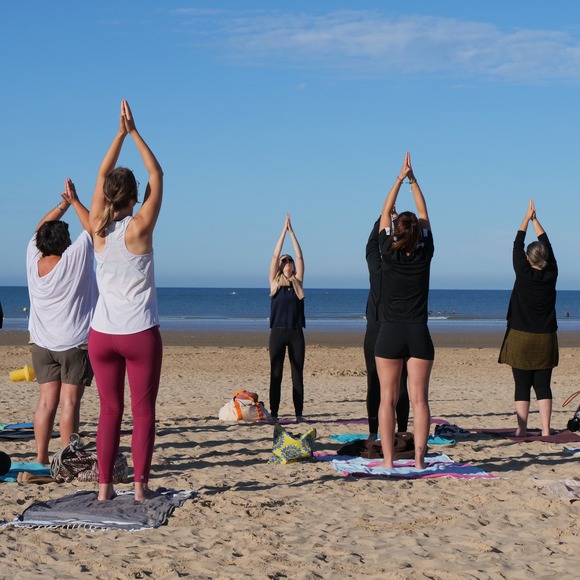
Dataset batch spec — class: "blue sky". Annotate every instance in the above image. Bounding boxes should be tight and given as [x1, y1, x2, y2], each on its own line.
[2, 1, 580, 289]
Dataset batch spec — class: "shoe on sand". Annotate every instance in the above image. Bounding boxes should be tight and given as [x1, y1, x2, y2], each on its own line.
[17, 471, 55, 485]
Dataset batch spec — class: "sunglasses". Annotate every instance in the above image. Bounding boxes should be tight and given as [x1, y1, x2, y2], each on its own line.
[281, 257, 294, 264]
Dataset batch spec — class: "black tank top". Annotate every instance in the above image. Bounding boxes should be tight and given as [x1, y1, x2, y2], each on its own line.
[270, 287, 305, 329]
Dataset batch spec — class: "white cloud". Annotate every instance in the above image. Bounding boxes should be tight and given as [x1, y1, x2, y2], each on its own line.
[172, 9, 580, 83]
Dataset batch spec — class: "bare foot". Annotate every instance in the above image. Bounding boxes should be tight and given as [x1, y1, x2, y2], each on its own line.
[98, 483, 117, 501]
[514, 429, 527, 437]
[374, 460, 394, 469]
[367, 433, 378, 443]
[135, 483, 159, 501]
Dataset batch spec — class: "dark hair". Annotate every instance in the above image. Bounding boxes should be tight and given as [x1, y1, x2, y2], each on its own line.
[36, 221, 72, 256]
[278, 254, 295, 276]
[526, 241, 548, 270]
[391, 211, 421, 254]
[97, 167, 139, 237]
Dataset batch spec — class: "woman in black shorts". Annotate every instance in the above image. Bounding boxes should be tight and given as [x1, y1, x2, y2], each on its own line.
[375, 152, 434, 469]
[499, 200, 558, 436]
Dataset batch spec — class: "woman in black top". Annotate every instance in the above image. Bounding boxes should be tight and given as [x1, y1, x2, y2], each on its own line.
[499, 200, 558, 436]
[268, 214, 305, 421]
[364, 216, 410, 441]
[375, 153, 434, 469]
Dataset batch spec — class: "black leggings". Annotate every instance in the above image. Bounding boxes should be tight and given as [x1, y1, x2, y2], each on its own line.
[364, 320, 410, 434]
[512, 367, 553, 402]
[269, 327, 305, 417]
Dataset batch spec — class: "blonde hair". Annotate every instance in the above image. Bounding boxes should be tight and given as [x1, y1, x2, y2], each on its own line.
[96, 167, 139, 237]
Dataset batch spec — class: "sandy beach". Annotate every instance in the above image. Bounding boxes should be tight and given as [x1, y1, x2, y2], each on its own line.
[1, 330, 579, 578]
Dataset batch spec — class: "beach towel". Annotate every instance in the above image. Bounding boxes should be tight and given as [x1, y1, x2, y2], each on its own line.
[0, 462, 51, 483]
[473, 428, 580, 443]
[329, 453, 495, 479]
[3, 488, 196, 531]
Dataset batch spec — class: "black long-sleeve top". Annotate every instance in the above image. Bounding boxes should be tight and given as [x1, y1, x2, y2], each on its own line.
[506, 230, 558, 333]
[365, 218, 381, 322]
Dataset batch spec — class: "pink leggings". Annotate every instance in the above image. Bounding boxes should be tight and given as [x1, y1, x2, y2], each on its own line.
[88, 327, 163, 484]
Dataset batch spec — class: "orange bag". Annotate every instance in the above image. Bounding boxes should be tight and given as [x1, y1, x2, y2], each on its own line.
[218, 390, 271, 422]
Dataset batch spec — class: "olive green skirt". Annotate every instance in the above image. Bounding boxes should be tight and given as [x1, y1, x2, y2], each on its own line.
[498, 328, 559, 370]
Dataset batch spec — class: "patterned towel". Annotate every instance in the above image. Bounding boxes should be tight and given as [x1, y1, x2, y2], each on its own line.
[3, 488, 196, 530]
[330, 453, 495, 479]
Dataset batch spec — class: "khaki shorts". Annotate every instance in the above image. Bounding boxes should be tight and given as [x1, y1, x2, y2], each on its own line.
[31, 344, 94, 386]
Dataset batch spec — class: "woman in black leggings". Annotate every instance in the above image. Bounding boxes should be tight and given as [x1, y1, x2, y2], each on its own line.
[268, 214, 305, 421]
[499, 200, 558, 436]
[364, 216, 409, 440]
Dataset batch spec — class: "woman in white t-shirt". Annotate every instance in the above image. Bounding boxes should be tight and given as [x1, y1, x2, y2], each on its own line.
[27, 179, 96, 465]
[88, 100, 163, 502]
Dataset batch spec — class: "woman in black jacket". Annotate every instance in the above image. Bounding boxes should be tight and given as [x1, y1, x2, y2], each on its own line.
[499, 200, 558, 437]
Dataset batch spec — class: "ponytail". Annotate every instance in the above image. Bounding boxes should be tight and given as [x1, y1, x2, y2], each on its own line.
[96, 167, 139, 237]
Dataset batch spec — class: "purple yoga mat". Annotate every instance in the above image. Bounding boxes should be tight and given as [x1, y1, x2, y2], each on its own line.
[472, 428, 580, 443]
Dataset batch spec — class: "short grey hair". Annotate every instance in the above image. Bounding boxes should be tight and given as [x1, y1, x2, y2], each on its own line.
[526, 241, 548, 270]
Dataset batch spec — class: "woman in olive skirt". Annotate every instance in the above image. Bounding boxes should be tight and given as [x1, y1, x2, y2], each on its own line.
[499, 200, 558, 437]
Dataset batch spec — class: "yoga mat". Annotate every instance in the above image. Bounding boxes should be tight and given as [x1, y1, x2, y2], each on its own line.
[472, 428, 580, 443]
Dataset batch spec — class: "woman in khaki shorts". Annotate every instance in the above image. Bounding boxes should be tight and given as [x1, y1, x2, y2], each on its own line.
[27, 179, 97, 464]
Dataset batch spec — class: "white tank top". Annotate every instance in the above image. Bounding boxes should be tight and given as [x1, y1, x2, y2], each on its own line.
[91, 216, 159, 335]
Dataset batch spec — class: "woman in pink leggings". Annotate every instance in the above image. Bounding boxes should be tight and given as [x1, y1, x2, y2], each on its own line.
[88, 100, 163, 501]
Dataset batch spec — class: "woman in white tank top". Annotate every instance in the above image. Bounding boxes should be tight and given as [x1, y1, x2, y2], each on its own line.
[88, 100, 164, 502]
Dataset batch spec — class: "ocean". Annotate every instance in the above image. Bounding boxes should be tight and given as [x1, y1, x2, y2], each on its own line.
[2, 286, 580, 333]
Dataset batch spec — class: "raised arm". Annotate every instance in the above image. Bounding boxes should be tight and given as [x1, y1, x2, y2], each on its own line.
[35, 179, 89, 232]
[123, 100, 164, 236]
[518, 199, 536, 233]
[269, 215, 289, 283]
[88, 104, 128, 236]
[379, 152, 417, 232]
[60, 178, 90, 232]
[406, 153, 430, 229]
[530, 201, 546, 239]
[287, 215, 304, 281]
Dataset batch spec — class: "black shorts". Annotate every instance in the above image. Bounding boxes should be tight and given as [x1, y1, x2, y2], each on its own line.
[374, 322, 434, 361]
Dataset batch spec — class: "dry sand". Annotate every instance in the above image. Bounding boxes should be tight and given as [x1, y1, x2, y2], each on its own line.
[0, 331, 579, 579]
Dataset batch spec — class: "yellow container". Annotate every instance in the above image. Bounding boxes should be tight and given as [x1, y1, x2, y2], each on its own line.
[9, 364, 36, 382]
